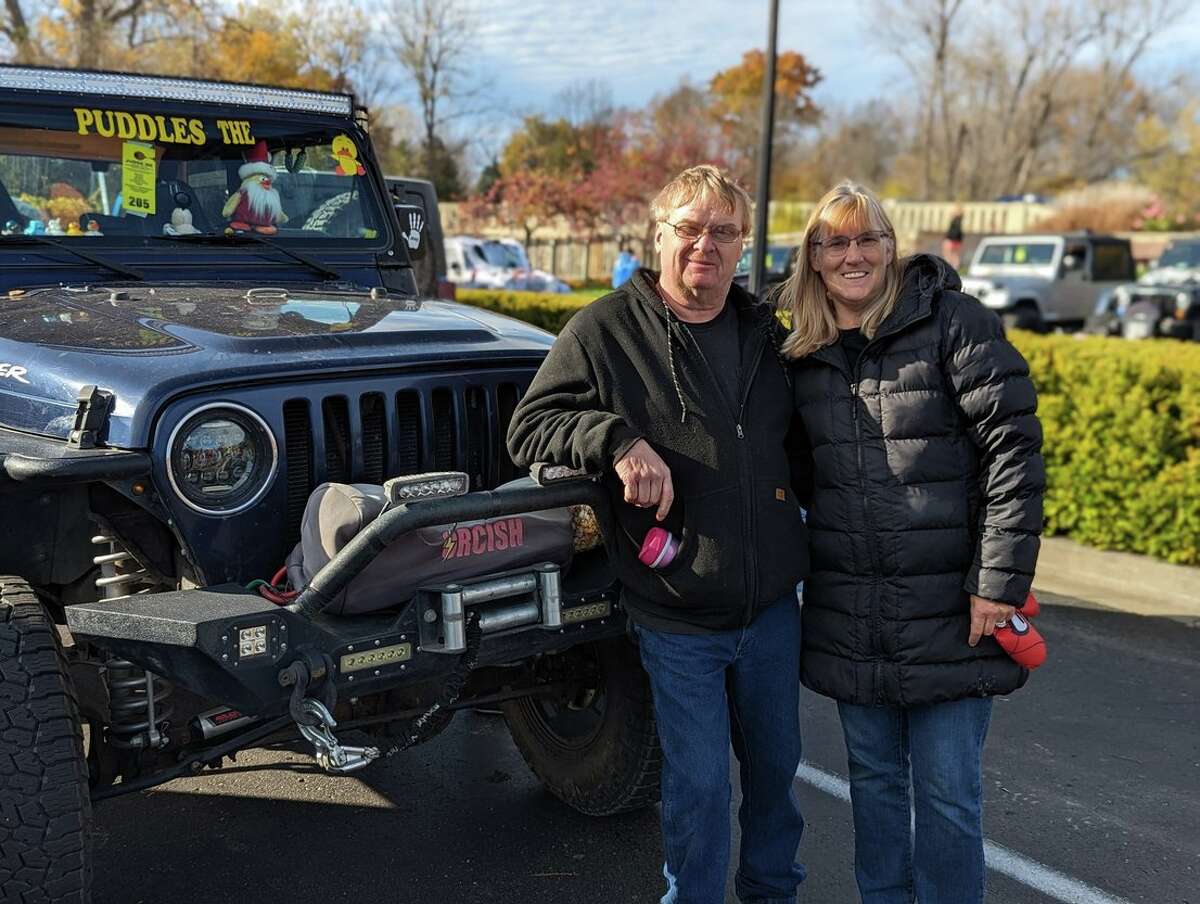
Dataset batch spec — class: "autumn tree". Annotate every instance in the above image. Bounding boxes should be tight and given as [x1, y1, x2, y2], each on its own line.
[707, 49, 822, 185]
[1131, 98, 1200, 216]
[469, 168, 572, 246]
[0, 0, 210, 70]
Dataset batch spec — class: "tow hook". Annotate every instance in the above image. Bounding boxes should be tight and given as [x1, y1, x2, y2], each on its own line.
[295, 699, 380, 773]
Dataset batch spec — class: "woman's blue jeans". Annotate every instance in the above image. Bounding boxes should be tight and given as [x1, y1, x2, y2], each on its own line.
[635, 594, 805, 904]
[837, 697, 993, 904]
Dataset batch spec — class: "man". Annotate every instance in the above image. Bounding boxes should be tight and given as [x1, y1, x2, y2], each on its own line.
[508, 165, 810, 904]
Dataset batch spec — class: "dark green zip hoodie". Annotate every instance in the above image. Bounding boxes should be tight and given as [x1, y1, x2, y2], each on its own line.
[507, 269, 810, 633]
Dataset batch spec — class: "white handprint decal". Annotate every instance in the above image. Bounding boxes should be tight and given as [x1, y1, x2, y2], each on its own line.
[405, 212, 424, 250]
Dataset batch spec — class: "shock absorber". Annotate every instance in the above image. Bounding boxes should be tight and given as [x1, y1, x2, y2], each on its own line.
[91, 529, 174, 750]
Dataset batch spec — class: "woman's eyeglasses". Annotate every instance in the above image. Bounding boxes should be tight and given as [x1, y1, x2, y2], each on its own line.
[811, 231, 888, 258]
[662, 221, 744, 244]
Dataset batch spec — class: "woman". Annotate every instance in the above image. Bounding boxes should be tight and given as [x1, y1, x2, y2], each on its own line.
[781, 181, 1044, 904]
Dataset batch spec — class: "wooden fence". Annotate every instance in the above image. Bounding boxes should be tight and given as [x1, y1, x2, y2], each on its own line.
[441, 200, 1056, 283]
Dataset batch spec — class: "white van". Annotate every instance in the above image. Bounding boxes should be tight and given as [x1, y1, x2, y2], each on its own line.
[445, 235, 569, 293]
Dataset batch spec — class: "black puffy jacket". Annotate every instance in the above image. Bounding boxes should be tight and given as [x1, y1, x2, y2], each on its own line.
[792, 255, 1045, 707]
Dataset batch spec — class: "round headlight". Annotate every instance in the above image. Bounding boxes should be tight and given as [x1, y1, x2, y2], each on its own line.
[167, 404, 277, 515]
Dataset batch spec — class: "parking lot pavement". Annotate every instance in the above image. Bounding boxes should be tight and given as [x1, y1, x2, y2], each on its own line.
[91, 596, 1198, 904]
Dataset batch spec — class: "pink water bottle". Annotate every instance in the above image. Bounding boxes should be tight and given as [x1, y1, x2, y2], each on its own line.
[638, 527, 679, 570]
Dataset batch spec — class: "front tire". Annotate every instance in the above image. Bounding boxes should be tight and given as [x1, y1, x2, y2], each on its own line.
[0, 577, 92, 904]
[503, 637, 661, 816]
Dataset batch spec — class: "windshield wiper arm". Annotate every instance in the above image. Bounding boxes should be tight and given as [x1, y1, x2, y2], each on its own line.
[0, 236, 144, 281]
[154, 233, 341, 281]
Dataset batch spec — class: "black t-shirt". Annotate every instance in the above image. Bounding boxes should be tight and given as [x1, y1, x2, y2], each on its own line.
[839, 327, 868, 374]
[686, 302, 741, 418]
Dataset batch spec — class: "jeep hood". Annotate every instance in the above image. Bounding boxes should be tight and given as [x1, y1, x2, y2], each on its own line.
[960, 272, 1047, 304]
[1138, 266, 1200, 287]
[0, 284, 556, 444]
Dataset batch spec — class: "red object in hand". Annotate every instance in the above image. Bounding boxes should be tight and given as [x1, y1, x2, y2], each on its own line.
[993, 592, 1047, 669]
[638, 527, 679, 570]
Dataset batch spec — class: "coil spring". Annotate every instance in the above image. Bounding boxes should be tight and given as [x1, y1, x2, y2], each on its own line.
[92, 532, 174, 750]
[105, 658, 174, 749]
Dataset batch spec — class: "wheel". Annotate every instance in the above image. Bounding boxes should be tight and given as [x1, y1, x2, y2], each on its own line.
[1001, 303, 1044, 333]
[0, 577, 92, 904]
[502, 637, 661, 816]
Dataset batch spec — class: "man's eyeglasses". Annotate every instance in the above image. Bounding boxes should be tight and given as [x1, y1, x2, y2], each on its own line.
[810, 231, 889, 258]
[662, 220, 744, 244]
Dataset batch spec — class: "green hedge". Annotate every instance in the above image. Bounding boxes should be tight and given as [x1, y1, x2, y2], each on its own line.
[1010, 332, 1200, 564]
[456, 288, 1200, 564]
[455, 288, 595, 334]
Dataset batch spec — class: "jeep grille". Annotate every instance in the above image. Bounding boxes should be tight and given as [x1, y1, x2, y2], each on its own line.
[281, 378, 526, 546]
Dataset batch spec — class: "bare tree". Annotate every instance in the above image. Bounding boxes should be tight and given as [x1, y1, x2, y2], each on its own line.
[384, 0, 479, 190]
[871, 0, 1186, 199]
[554, 78, 615, 128]
[870, 0, 965, 198]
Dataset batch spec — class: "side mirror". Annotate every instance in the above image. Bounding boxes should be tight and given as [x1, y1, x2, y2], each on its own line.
[1062, 253, 1079, 271]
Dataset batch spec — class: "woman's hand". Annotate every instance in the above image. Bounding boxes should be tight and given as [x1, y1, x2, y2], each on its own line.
[968, 595, 1016, 647]
[615, 439, 674, 521]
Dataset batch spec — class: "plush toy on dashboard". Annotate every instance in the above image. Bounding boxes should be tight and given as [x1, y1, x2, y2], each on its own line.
[222, 139, 288, 235]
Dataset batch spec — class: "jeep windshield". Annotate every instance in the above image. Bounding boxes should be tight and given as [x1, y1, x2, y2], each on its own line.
[1157, 242, 1200, 270]
[976, 242, 1057, 266]
[0, 100, 389, 251]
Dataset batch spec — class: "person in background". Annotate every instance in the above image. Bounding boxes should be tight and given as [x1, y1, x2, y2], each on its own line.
[509, 164, 809, 904]
[781, 181, 1045, 904]
[611, 244, 639, 288]
[942, 204, 964, 269]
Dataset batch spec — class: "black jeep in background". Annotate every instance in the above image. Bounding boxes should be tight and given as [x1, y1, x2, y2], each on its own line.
[0, 66, 658, 904]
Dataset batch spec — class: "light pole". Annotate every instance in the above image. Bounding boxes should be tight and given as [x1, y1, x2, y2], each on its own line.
[749, 0, 779, 298]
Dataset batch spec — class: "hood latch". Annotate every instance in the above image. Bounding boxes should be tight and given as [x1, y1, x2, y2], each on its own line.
[68, 385, 114, 449]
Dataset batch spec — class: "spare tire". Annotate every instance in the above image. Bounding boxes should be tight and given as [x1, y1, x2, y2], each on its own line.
[503, 636, 661, 816]
[0, 577, 92, 904]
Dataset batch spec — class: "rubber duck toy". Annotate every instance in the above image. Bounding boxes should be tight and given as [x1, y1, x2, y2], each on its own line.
[332, 135, 365, 176]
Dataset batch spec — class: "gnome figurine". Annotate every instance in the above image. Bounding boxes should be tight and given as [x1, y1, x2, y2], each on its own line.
[222, 139, 288, 234]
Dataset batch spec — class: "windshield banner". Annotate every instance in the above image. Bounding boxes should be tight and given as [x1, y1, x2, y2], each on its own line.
[73, 107, 255, 146]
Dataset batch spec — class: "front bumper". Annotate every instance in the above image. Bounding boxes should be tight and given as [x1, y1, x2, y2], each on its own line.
[65, 478, 621, 715]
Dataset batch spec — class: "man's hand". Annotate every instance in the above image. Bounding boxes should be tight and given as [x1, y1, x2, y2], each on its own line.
[968, 595, 1016, 647]
[614, 439, 674, 521]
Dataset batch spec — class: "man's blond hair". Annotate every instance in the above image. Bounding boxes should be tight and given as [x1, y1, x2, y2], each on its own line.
[651, 164, 752, 234]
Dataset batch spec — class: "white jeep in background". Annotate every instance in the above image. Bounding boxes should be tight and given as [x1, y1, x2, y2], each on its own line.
[960, 233, 1136, 332]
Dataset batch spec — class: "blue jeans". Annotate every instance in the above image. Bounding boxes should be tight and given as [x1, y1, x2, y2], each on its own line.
[837, 697, 993, 904]
[635, 595, 805, 904]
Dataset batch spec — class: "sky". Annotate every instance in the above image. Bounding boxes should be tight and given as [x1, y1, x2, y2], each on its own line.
[466, 0, 903, 123]
[369, 0, 1200, 167]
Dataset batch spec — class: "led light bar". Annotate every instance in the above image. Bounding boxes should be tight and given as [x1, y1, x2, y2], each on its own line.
[384, 471, 470, 505]
[531, 462, 595, 485]
[0, 66, 354, 116]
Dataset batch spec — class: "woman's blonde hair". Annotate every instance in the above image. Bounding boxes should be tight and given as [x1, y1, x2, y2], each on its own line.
[780, 180, 903, 359]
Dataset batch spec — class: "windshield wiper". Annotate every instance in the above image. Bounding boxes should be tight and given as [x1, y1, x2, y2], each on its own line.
[0, 236, 144, 281]
[154, 233, 341, 281]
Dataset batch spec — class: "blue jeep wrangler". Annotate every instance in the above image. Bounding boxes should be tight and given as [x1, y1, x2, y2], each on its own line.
[0, 66, 658, 903]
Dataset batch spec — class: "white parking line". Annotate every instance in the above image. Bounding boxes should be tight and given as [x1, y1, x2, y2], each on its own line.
[794, 761, 1134, 904]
